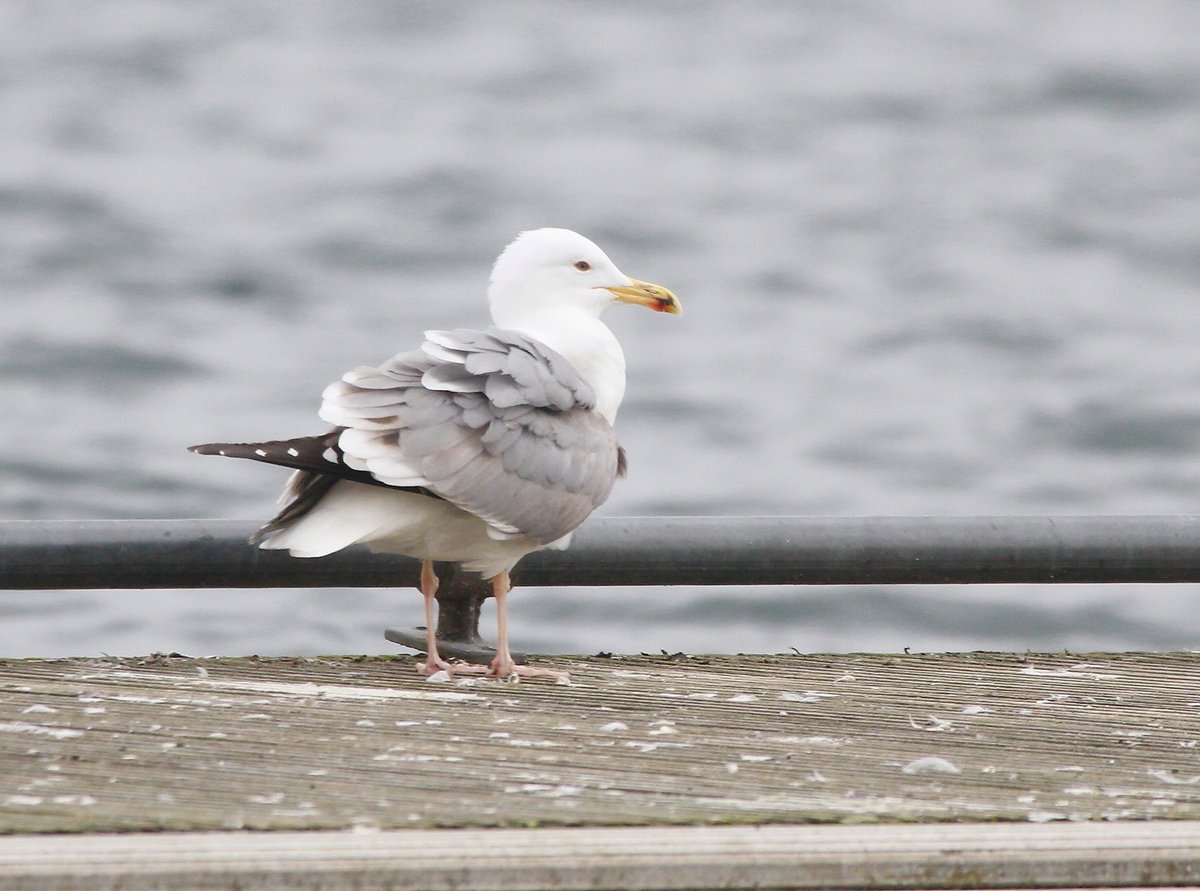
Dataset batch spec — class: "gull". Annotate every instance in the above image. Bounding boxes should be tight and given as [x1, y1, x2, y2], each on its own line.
[190, 228, 680, 680]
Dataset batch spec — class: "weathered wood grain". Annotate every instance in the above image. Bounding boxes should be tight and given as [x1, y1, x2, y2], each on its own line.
[2, 822, 1200, 890]
[2, 652, 1199, 833]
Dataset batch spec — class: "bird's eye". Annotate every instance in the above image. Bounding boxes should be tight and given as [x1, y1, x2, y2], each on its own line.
[574, 260, 591, 272]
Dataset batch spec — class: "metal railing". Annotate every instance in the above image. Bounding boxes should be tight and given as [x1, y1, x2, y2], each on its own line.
[3, 516, 1199, 589]
[4, 516, 1198, 660]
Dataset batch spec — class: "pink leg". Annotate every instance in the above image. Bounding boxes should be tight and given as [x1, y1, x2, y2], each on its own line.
[415, 561, 487, 677]
[489, 571, 517, 676]
[487, 571, 569, 684]
[416, 560, 453, 676]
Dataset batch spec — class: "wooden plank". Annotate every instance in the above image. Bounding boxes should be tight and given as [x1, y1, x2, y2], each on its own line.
[1, 822, 1199, 890]
[1, 652, 1200, 834]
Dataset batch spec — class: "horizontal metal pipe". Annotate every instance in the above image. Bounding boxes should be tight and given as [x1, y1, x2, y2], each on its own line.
[1, 516, 1199, 590]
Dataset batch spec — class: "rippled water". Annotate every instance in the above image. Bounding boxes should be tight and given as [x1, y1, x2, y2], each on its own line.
[3, 2, 1199, 657]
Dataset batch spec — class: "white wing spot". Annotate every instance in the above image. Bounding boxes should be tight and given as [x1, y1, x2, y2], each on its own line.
[287, 448, 300, 457]
[323, 448, 338, 462]
[254, 449, 267, 457]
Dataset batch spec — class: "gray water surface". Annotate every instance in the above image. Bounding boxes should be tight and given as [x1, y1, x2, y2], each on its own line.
[3, 2, 1199, 657]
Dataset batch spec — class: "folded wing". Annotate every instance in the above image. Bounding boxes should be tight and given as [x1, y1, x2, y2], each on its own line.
[318, 328, 623, 543]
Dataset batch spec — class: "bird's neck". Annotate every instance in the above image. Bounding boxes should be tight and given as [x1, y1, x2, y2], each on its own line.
[499, 308, 626, 425]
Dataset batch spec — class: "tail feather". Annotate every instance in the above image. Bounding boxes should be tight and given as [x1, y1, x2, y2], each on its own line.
[189, 430, 443, 544]
[250, 470, 340, 545]
[188, 431, 374, 481]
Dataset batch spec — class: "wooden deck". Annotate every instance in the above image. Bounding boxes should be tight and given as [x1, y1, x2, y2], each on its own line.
[2, 821, 1199, 890]
[2, 651, 1200, 888]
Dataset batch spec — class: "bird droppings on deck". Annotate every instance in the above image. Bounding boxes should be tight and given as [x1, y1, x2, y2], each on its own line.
[778, 690, 837, 702]
[2, 651, 1200, 833]
[0, 721, 83, 740]
[1019, 664, 1121, 680]
[68, 670, 483, 703]
[902, 756, 962, 775]
[786, 735, 846, 746]
[908, 714, 956, 732]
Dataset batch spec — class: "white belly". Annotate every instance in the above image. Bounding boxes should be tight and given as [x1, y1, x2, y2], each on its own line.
[256, 480, 549, 579]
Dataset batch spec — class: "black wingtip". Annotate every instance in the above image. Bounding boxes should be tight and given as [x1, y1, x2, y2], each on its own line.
[185, 432, 435, 499]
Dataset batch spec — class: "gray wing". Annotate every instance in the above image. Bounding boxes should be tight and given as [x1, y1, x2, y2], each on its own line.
[318, 327, 622, 543]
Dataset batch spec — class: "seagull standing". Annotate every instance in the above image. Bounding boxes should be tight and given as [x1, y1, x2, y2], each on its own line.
[191, 228, 681, 680]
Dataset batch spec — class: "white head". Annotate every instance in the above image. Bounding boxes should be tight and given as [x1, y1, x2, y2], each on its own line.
[487, 228, 680, 330]
[484, 228, 680, 424]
